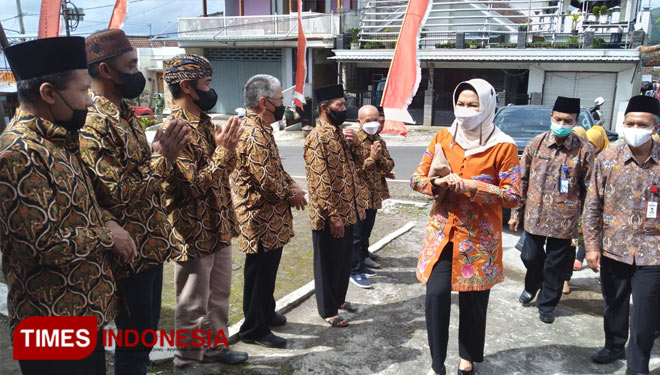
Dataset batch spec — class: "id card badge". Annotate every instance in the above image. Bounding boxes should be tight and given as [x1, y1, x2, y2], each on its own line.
[560, 178, 569, 194]
[647, 201, 658, 219]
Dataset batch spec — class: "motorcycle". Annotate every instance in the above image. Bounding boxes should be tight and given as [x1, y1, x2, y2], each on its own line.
[590, 97, 605, 125]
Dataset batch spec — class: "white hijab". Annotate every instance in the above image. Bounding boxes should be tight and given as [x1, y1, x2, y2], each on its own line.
[448, 78, 515, 157]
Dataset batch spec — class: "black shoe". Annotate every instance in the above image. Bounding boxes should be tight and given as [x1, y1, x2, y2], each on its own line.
[457, 365, 474, 375]
[592, 347, 625, 364]
[214, 348, 249, 365]
[268, 312, 287, 327]
[539, 311, 555, 324]
[625, 369, 648, 375]
[519, 290, 535, 304]
[241, 332, 287, 348]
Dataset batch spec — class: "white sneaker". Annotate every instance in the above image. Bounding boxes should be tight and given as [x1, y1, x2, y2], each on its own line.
[364, 257, 381, 269]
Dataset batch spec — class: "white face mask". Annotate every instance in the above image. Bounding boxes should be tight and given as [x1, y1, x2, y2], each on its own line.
[454, 107, 481, 131]
[623, 127, 654, 148]
[362, 121, 380, 135]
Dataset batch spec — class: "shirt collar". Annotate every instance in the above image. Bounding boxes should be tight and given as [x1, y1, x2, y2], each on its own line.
[15, 108, 77, 147]
[246, 110, 272, 133]
[91, 91, 134, 123]
[622, 140, 660, 165]
[173, 107, 210, 130]
[546, 131, 576, 151]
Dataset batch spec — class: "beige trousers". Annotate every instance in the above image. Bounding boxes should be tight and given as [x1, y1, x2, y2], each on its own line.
[173, 246, 232, 366]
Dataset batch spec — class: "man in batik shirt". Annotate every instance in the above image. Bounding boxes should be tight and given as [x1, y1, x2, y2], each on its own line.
[349, 104, 395, 289]
[509, 96, 595, 324]
[0, 36, 136, 375]
[160, 54, 247, 375]
[584, 95, 660, 374]
[80, 29, 190, 375]
[232, 74, 307, 349]
[304, 84, 367, 327]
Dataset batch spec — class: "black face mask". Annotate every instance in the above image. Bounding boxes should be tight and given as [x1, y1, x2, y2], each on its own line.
[109, 65, 146, 99]
[327, 109, 347, 126]
[51, 90, 88, 132]
[193, 87, 218, 112]
[268, 99, 285, 121]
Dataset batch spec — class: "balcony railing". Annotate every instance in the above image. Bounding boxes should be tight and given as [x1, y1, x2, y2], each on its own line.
[177, 12, 341, 40]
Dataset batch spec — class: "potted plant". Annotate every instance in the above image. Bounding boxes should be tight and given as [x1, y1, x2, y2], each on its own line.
[567, 36, 580, 48]
[347, 28, 360, 49]
[571, 13, 580, 35]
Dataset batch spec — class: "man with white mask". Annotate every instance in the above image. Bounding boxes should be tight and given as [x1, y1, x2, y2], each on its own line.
[509, 96, 595, 324]
[583, 95, 660, 373]
[349, 104, 395, 289]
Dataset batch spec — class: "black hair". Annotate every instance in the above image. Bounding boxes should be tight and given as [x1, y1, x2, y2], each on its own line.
[88, 56, 119, 79]
[317, 98, 341, 111]
[168, 80, 198, 99]
[17, 70, 75, 104]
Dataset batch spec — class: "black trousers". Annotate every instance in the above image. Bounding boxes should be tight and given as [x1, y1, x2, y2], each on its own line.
[600, 256, 660, 374]
[239, 245, 283, 340]
[352, 209, 377, 274]
[520, 231, 572, 313]
[19, 330, 105, 375]
[426, 243, 491, 374]
[313, 224, 354, 318]
[114, 263, 163, 375]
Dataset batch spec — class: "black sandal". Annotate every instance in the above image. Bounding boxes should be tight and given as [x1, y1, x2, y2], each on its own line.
[324, 315, 349, 327]
[339, 302, 358, 313]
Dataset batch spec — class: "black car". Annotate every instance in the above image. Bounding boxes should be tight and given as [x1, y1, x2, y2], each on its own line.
[493, 105, 618, 155]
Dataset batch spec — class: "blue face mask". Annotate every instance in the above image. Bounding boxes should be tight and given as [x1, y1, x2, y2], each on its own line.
[550, 122, 573, 137]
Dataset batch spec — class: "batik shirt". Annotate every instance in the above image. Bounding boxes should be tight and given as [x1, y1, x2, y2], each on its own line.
[162, 107, 238, 261]
[304, 120, 367, 231]
[583, 141, 660, 266]
[0, 110, 118, 334]
[79, 92, 182, 278]
[231, 112, 295, 254]
[411, 129, 521, 290]
[511, 131, 595, 239]
[351, 129, 395, 210]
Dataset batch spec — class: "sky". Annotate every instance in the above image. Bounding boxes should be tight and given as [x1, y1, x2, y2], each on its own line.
[1, 0, 225, 37]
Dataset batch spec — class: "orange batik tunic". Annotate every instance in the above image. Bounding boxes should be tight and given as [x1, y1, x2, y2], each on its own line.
[411, 129, 521, 291]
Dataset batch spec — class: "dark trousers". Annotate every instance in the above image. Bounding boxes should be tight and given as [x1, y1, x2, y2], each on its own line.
[352, 209, 377, 274]
[239, 245, 283, 340]
[313, 224, 354, 318]
[600, 256, 660, 374]
[425, 243, 491, 374]
[114, 263, 163, 375]
[19, 330, 105, 375]
[520, 231, 572, 313]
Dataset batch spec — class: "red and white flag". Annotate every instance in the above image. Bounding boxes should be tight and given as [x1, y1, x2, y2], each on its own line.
[379, 0, 432, 137]
[293, 0, 307, 109]
[38, 0, 62, 39]
[108, 0, 128, 29]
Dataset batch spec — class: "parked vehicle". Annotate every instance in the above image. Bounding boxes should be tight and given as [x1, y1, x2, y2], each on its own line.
[589, 97, 605, 124]
[493, 105, 618, 155]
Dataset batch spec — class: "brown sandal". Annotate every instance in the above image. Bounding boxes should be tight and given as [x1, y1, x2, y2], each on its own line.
[324, 315, 349, 327]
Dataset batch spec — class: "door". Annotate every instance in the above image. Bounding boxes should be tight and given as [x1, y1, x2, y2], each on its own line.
[542, 71, 617, 129]
[204, 48, 283, 114]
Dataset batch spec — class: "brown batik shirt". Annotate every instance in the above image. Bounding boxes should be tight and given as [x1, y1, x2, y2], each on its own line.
[162, 107, 238, 261]
[231, 112, 295, 254]
[583, 141, 660, 266]
[352, 129, 395, 210]
[0, 109, 118, 335]
[79, 92, 182, 278]
[511, 131, 595, 239]
[304, 120, 367, 231]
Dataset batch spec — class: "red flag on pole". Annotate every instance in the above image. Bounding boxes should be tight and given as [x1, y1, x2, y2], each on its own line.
[379, 0, 431, 137]
[38, 0, 62, 39]
[109, 0, 128, 29]
[293, 0, 307, 110]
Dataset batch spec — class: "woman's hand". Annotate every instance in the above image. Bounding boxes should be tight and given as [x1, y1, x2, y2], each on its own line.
[444, 173, 478, 195]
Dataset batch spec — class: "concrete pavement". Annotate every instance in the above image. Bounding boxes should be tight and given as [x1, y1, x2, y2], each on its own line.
[188, 221, 660, 375]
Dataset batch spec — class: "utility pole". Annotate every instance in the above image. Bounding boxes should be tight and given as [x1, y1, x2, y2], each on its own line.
[15, 0, 25, 35]
[202, 0, 207, 16]
[61, 0, 71, 36]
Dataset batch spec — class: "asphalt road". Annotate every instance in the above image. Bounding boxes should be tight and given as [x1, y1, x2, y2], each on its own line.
[279, 145, 427, 180]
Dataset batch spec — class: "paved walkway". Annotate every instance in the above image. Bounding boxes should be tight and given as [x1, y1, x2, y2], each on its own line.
[192, 224, 660, 375]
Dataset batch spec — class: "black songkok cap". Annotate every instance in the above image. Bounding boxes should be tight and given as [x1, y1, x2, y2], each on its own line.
[552, 96, 581, 115]
[315, 84, 345, 103]
[4, 37, 87, 81]
[625, 95, 660, 117]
